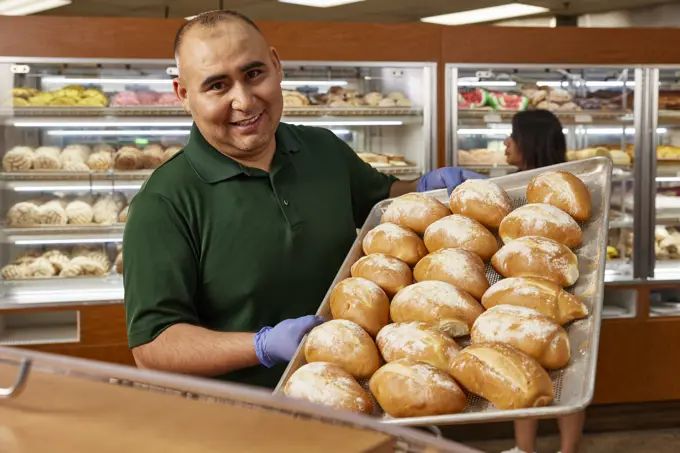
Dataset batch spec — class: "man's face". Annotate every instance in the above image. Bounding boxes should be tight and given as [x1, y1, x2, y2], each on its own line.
[174, 21, 283, 160]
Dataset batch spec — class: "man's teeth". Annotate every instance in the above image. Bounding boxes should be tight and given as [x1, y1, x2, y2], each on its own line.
[234, 114, 260, 126]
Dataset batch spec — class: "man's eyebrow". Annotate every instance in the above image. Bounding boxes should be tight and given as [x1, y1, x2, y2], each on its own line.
[240, 61, 266, 72]
[201, 73, 229, 88]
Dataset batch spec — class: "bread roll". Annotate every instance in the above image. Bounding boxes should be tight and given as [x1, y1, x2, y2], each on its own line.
[482, 277, 588, 325]
[141, 144, 165, 169]
[33, 146, 62, 170]
[424, 214, 499, 261]
[2, 146, 34, 171]
[369, 359, 467, 418]
[283, 362, 372, 414]
[38, 200, 68, 225]
[499, 203, 582, 248]
[414, 248, 489, 300]
[449, 180, 512, 229]
[114, 146, 142, 171]
[350, 254, 412, 298]
[391, 281, 484, 337]
[471, 305, 570, 369]
[450, 343, 554, 410]
[7, 202, 41, 226]
[363, 223, 427, 266]
[526, 170, 592, 222]
[381, 193, 451, 235]
[376, 322, 460, 374]
[304, 320, 380, 379]
[27, 257, 56, 277]
[491, 236, 579, 287]
[329, 277, 389, 337]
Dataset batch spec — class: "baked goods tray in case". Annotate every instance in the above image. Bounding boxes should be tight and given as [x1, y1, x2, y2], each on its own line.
[275, 157, 613, 426]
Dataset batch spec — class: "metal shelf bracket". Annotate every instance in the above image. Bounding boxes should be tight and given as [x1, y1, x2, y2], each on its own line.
[0, 358, 32, 399]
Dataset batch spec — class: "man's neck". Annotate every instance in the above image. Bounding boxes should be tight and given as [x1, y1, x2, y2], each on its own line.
[211, 139, 277, 173]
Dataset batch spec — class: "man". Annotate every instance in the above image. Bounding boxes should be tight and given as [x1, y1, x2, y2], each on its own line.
[124, 10, 479, 389]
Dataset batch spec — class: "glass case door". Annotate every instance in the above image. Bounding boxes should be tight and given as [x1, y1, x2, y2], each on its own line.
[447, 64, 639, 308]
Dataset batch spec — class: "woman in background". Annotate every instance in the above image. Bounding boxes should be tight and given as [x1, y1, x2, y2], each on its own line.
[502, 109, 586, 453]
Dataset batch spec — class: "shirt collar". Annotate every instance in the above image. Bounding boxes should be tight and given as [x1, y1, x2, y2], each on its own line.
[184, 122, 301, 184]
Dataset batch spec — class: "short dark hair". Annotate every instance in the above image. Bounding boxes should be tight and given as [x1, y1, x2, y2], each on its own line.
[174, 10, 261, 57]
[511, 110, 567, 170]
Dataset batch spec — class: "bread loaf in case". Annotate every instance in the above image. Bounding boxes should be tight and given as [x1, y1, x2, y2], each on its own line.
[350, 253, 413, 297]
[499, 203, 582, 248]
[414, 248, 489, 300]
[390, 280, 484, 337]
[526, 170, 592, 222]
[449, 180, 513, 230]
[424, 214, 499, 261]
[471, 305, 571, 369]
[491, 236, 579, 287]
[329, 277, 389, 337]
[304, 319, 380, 379]
[362, 222, 427, 266]
[376, 322, 460, 374]
[284, 362, 373, 414]
[481, 277, 588, 325]
[450, 343, 554, 410]
[381, 193, 451, 235]
[369, 359, 467, 418]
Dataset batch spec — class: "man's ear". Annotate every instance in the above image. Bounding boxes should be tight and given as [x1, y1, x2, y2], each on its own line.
[270, 47, 283, 83]
[173, 77, 191, 115]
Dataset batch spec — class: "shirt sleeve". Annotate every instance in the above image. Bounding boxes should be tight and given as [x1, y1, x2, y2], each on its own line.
[331, 133, 398, 227]
[123, 191, 200, 349]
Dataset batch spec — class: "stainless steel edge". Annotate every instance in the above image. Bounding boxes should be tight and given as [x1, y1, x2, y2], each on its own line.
[426, 64, 437, 172]
[447, 64, 457, 168]
[276, 157, 612, 426]
[648, 68, 660, 278]
[633, 69, 650, 279]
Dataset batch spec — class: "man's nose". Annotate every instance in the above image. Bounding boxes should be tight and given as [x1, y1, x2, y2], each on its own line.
[231, 83, 254, 111]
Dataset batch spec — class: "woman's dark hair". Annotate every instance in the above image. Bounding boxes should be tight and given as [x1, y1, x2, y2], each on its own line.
[511, 110, 567, 170]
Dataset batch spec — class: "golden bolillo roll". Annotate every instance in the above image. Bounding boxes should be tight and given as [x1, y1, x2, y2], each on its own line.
[362, 222, 427, 266]
[376, 322, 461, 374]
[450, 343, 554, 410]
[499, 203, 582, 248]
[449, 180, 513, 230]
[481, 277, 588, 325]
[526, 170, 592, 222]
[283, 362, 373, 414]
[424, 214, 499, 261]
[381, 193, 451, 235]
[350, 253, 412, 298]
[491, 236, 579, 287]
[304, 319, 380, 379]
[369, 359, 467, 418]
[414, 248, 489, 300]
[471, 305, 571, 369]
[329, 277, 389, 337]
[390, 281, 484, 337]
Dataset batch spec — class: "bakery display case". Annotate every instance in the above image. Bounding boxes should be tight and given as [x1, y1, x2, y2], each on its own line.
[446, 65, 639, 296]
[0, 57, 435, 317]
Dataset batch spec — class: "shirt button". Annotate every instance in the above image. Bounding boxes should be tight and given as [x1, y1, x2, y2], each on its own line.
[283, 199, 289, 206]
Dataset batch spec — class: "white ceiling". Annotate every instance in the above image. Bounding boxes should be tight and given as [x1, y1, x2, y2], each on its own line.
[38, 0, 677, 22]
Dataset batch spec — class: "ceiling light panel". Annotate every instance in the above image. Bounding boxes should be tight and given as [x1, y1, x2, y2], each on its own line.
[278, 0, 364, 7]
[0, 0, 71, 15]
[421, 3, 550, 26]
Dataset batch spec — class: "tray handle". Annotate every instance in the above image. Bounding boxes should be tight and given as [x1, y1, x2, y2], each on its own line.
[0, 358, 31, 399]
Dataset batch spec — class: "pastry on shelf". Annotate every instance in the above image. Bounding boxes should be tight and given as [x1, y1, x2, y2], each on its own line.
[92, 195, 123, 225]
[378, 98, 397, 107]
[163, 145, 182, 162]
[114, 146, 143, 170]
[363, 92, 383, 107]
[115, 251, 123, 274]
[156, 92, 182, 106]
[6, 201, 41, 226]
[282, 90, 310, 107]
[136, 91, 160, 106]
[42, 249, 71, 273]
[2, 146, 35, 171]
[27, 257, 57, 278]
[141, 144, 165, 169]
[86, 151, 113, 171]
[12, 87, 35, 99]
[73, 246, 111, 270]
[33, 146, 62, 170]
[118, 205, 129, 223]
[60, 144, 91, 171]
[12, 97, 30, 107]
[60, 256, 109, 277]
[458, 149, 508, 166]
[38, 200, 68, 225]
[657, 145, 680, 161]
[110, 91, 140, 107]
[93, 144, 116, 154]
[49, 97, 78, 106]
[28, 92, 53, 106]
[65, 200, 95, 224]
[14, 251, 40, 264]
[1, 263, 29, 280]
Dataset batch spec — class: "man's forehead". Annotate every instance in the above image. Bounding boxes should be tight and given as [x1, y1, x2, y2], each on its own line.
[178, 20, 267, 62]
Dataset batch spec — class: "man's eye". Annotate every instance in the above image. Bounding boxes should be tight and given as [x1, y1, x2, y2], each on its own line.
[247, 70, 263, 80]
[210, 82, 225, 91]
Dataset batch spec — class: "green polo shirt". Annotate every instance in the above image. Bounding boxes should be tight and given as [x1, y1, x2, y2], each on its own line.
[123, 122, 397, 388]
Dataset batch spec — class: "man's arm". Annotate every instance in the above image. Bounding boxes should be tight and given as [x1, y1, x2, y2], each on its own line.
[388, 178, 419, 198]
[133, 324, 259, 377]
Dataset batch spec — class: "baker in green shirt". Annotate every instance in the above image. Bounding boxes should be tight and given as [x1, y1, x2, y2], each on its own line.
[124, 10, 481, 389]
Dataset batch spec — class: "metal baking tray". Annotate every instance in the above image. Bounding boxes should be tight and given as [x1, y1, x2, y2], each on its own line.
[275, 157, 613, 426]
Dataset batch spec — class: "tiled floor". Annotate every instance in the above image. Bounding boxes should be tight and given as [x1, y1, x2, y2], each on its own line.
[465, 428, 680, 453]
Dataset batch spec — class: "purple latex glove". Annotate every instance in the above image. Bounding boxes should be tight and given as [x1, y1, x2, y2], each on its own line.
[254, 315, 324, 368]
[417, 167, 486, 195]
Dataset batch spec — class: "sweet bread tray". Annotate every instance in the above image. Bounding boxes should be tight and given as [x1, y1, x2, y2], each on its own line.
[275, 157, 613, 426]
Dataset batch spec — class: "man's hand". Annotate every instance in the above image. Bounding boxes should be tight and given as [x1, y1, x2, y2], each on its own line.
[417, 168, 486, 195]
[254, 315, 325, 368]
